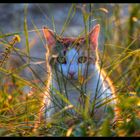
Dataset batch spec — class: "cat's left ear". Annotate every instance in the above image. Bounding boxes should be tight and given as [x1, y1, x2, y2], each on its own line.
[43, 27, 56, 46]
[89, 24, 100, 49]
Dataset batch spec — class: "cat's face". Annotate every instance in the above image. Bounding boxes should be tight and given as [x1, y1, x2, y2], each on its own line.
[43, 25, 100, 82]
[52, 46, 96, 81]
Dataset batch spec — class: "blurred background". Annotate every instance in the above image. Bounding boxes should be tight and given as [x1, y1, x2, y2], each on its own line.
[0, 3, 139, 93]
[0, 3, 140, 136]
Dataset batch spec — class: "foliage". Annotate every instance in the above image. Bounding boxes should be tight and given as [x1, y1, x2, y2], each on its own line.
[0, 3, 140, 137]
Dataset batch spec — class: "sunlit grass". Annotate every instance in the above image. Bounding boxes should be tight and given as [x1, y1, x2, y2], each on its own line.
[0, 3, 140, 136]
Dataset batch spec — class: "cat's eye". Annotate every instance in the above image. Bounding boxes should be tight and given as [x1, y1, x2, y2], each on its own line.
[78, 56, 88, 63]
[57, 56, 66, 64]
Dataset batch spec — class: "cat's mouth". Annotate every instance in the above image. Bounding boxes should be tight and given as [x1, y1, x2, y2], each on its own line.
[67, 76, 77, 81]
[67, 75, 85, 84]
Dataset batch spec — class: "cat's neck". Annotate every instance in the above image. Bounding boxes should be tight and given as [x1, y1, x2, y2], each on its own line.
[50, 63, 112, 106]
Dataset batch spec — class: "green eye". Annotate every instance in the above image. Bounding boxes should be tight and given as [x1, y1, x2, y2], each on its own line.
[57, 56, 66, 64]
[78, 56, 87, 63]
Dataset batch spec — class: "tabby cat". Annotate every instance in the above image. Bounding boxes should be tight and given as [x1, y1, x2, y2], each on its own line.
[42, 24, 118, 120]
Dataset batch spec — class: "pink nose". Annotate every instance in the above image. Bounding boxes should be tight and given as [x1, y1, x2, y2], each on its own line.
[69, 72, 75, 77]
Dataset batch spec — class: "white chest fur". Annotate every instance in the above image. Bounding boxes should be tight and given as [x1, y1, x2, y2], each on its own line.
[45, 64, 113, 118]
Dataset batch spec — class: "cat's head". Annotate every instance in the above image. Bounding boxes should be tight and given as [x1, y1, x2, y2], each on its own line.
[43, 25, 100, 82]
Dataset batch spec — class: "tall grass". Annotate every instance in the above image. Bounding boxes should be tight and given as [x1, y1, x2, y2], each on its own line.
[0, 4, 140, 136]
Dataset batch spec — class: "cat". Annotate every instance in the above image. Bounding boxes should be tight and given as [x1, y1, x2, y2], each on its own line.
[42, 24, 119, 121]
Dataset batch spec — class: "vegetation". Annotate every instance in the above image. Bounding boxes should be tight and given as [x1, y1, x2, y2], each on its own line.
[0, 4, 140, 136]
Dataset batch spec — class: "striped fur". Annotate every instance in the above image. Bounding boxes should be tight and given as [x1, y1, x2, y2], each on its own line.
[41, 24, 119, 120]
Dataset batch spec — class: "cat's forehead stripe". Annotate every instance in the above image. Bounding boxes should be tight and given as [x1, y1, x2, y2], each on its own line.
[55, 37, 96, 58]
[57, 37, 85, 46]
[62, 43, 83, 56]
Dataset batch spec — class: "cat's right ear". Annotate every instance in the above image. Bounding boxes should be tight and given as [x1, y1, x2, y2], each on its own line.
[43, 27, 56, 46]
[89, 24, 100, 50]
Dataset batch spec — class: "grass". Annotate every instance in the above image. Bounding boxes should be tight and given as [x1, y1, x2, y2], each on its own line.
[0, 3, 140, 136]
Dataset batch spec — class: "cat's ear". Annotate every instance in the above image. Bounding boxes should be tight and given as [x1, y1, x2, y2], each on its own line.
[89, 24, 100, 49]
[43, 27, 56, 46]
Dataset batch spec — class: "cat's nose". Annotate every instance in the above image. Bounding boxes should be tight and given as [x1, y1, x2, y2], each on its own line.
[68, 71, 75, 78]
